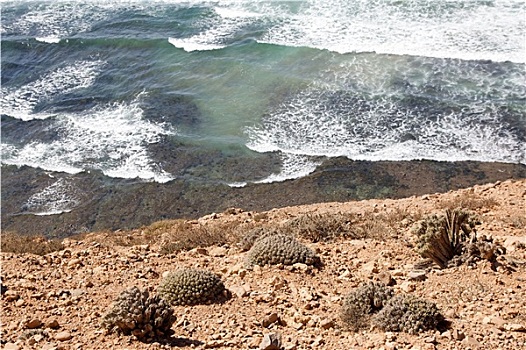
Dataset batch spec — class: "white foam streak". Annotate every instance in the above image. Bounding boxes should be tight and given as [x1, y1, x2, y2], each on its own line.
[2, 97, 176, 183]
[24, 178, 79, 216]
[35, 36, 61, 43]
[1, 61, 104, 121]
[168, 37, 224, 52]
[254, 153, 321, 184]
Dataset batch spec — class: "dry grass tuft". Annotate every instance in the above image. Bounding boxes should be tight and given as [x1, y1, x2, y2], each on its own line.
[1, 232, 64, 255]
[437, 193, 498, 211]
[280, 212, 358, 242]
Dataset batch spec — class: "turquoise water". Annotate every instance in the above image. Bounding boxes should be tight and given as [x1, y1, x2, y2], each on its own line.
[1, 0, 525, 214]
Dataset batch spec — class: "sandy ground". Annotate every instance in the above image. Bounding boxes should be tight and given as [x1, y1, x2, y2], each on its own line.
[1, 179, 525, 350]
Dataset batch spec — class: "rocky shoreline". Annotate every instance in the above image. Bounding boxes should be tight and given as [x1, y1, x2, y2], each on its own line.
[2, 159, 525, 237]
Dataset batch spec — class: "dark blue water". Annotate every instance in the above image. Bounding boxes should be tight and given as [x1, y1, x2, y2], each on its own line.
[1, 0, 525, 215]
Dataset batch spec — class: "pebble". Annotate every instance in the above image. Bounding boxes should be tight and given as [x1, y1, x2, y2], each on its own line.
[376, 271, 395, 286]
[231, 285, 248, 298]
[46, 319, 60, 329]
[320, 319, 334, 329]
[408, 270, 427, 281]
[259, 332, 282, 350]
[209, 247, 227, 257]
[4, 290, 20, 302]
[262, 313, 279, 328]
[55, 331, 73, 341]
[400, 281, 415, 293]
[25, 319, 43, 329]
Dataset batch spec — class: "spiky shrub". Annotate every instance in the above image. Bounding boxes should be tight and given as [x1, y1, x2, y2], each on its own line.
[101, 286, 175, 341]
[412, 208, 478, 268]
[372, 294, 444, 334]
[158, 268, 227, 306]
[340, 282, 394, 331]
[246, 233, 320, 267]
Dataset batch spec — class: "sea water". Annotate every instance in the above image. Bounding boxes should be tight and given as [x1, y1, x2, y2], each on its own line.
[1, 0, 525, 215]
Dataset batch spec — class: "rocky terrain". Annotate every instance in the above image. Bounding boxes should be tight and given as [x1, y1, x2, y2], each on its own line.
[1, 179, 525, 350]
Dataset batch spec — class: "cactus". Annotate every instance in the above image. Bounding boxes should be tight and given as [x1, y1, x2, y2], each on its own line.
[102, 286, 175, 341]
[158, 268, 228, 306]
[340, 282, 394, 331]
[246, 233, 320, 267]
[373, 294, 443, 334]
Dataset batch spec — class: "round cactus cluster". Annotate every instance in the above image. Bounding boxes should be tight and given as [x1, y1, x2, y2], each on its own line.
[101, 286, 175, 341]
[246, 233, 320, 267]
[372, 294, 444, 334]
[340, 282, 394, 331]
[158, 268, 227, 306]
[239, 227, 281, 252]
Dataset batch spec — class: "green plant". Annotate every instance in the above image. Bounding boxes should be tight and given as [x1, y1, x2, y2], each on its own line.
[101, 286, 175, 341]
[246, 233, 321, 267]
[340, 282, 394, 331]
[412, 209, 478, 268]
[158, 268, 228, 306]
[372, 294, 444, 334]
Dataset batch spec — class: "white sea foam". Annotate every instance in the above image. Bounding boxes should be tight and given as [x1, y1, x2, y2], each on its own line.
[2, 95, 176, 183]
[24, 178, 79, 215]
[0, 60, 104, 121]
[1, 1, 111, 39]
[168, 37, 224, 52]
[35, 36, 61, 43]
[246, 90, 526, 167]
[254, 153, 321, 184]
[258, 0, 526, 63]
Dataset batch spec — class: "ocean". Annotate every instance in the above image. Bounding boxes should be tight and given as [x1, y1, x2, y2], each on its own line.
[1, 0, 525, 233]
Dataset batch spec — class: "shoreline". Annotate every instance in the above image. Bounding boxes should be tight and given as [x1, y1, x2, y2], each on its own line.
[2, 158, 525, 237]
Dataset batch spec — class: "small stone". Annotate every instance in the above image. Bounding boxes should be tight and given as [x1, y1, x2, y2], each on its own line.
[55, 331, 72, 341]
[292, 263, 309, 272]
[194, 248, 209, 256]
[461, 335, 480, 347]
[209, 247, 228, 257]
[25, 319, 43, 329]
[259, 332, 282, 350]
[320, 319, 334, 329]
[46, 319, 60, 329]
[262, 313, 279, 328]
[361, 261, 379, 275]
[452, 329, 465, 341]
[376, 271, 395, 286]
[400, 281, 415, 293]
[408, 270, 427, 281]
[4, 290, 20, 301]
[3, 343, 20, 350]
[15, 298, 26, 307]
[231, 286, 248, 298]
[67, 258, 82, 267]
[504, 323, 526, 332]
